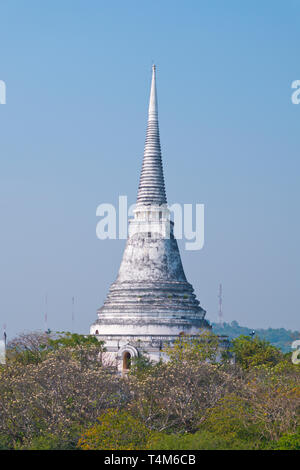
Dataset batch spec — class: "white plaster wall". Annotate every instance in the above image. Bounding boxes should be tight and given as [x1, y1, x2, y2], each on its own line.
[90, 323, 205, 336]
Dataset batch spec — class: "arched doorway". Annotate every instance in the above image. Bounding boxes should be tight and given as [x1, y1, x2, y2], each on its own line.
[123, 351, 131, 370]
[118, 345, 138, 374]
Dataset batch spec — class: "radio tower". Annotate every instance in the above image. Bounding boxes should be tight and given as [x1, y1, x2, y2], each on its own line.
[218, 283, 223, 327]
[44, 294, 48, 333]
[71, 296, 75, 333]
[3, 323, 7, 346]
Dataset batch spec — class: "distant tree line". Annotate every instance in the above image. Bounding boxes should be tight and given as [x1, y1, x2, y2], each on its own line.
[212, 320, 299, 353]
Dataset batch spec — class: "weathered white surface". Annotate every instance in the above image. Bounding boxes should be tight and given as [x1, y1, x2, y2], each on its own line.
[117, 234, 186, 282]
[91, 322, 206, 336]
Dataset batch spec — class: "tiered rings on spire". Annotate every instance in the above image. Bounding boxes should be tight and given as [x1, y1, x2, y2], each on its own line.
[136, 65, 167, 206]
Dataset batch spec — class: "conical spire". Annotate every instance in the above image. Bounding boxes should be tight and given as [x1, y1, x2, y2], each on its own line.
[136, 65, 167, 206]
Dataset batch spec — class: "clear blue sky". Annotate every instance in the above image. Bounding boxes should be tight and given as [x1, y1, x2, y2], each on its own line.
[0, 0, 299, 338]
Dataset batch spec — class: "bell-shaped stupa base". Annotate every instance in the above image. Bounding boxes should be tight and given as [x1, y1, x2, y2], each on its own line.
[91, 232, 209, 337]
[91, 231, 210, 373]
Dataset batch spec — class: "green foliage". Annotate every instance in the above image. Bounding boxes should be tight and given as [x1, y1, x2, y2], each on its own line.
[48, 332, 102, 349]
[201, 394, 264, 448]
[274, 428, 300, 450]
[129, 353, 155, 378]
[78, 409, 151, 450]
[148, 391, 299, 450]
[231, 335, 283, 369]
[16, 430, 80, 450]
[48, 332, 106, 366]
[0, 433, 13, 450]
[148, 430, 257, 450]
[165, 330, 221, 363]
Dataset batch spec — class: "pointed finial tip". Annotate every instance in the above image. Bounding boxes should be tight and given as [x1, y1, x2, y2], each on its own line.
[152, 63, 156, 71]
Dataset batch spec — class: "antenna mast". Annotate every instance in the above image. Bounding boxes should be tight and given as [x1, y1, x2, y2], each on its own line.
[3, 323, 7, 346]
[71, 296, 75, 333]
[44, 294, 48, 332]
[218, 283, 223, 327]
